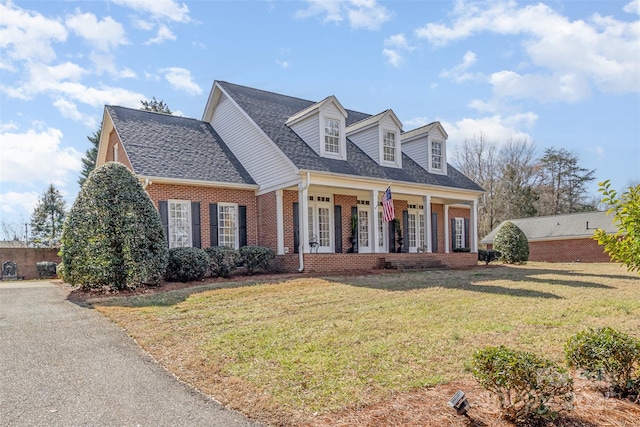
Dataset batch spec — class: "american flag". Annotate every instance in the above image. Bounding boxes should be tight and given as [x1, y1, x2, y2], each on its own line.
[382, 186, 395, 223]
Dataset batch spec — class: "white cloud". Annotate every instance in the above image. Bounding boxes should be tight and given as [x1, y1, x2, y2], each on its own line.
[624, 0, 640, 15]
[276, 60, 291, 69]
[439, 50, 481, 82]
[53, 99, 97, 128]
[382, 33, 414, 67]
[65, 11, 127, 51]
[403, 116, 432, 129]
[0, 128, 82, 186]
[0, 191, 40, 216]
[0, 2, 67, 64]
[161, 67, 202, 95]
[296, 0, 391, 30]
[0, 121, 18, 132]
[415, 1, 640, 100]
[145, 25, 176, 45]
[111, 0, 191, 23]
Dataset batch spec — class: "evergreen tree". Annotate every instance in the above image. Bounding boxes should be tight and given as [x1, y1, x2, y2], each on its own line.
[60, 162, 168, 290]
[30, 184, 67, 247]
[140, 97, 172, 114]
[78, 126, 101, 187]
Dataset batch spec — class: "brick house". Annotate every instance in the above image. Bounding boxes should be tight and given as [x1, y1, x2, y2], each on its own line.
[481, 211, 617, 263]
[96, 81, 484, 272]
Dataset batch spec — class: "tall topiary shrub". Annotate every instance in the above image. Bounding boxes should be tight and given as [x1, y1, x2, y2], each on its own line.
[493, 221, 529, 264]
[60, 162, 168, 290]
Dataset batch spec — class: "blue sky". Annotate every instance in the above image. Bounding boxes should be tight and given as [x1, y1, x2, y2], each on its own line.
[1, 0, 639, 235]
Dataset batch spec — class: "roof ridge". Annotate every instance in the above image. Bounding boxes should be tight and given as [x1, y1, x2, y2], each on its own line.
[106, 105, 200, 122]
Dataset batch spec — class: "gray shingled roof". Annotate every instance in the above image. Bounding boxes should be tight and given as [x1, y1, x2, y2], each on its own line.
[217, 81, 483, 192]
[106, 106, 256, 185]
[481, 211, 617, 244]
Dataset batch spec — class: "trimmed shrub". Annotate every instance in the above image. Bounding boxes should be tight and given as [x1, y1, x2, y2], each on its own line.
[239, 246, 275, 275]
[452, 247, 471, 253]
[565, 327, 640, 397]
[59, 162, 168, 290]
[478, 249, 501, 265]
[56, 262, 68, 282]
[470, 346, 573, 422]
[164, 247, 210, 282]
[36, 261, 57, 278]
[493, 221, 529, 264]
[205, 246, 239, 278]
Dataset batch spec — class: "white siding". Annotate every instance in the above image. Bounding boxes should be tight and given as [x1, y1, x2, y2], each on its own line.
[211, 94, 298, 190]
[290, 113, 320, 155]
[402, 135, 429, 170]
[379, 116, 402, 168]
[349, 126, 379, 163]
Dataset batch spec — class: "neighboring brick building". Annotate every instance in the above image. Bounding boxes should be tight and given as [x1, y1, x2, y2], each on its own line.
[96, 81, 484, 272]
[481, 211, 617, 263]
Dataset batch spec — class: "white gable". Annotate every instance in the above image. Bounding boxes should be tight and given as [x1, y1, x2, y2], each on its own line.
[402, 121, 448, 175]
[347, 109, 402, 168]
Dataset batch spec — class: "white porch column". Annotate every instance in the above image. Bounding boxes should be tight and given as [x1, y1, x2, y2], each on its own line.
[471, 199, 479, 252]
[424, 195, 432, 253]
[299, 184, 309, 254]
[444, 205, 450, 254]
[371, 190, 379, 252]
[276, 190, 284, 255]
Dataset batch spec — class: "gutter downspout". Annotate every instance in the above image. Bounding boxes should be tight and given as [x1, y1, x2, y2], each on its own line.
[298, 172, 311, 272]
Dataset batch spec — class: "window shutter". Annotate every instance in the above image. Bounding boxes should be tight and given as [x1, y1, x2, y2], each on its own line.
[293, 202, 299, 254]
[334, 205, 342, 253]
[431, 212, 438, 252]
[389, 217, 396, 253]
[351, 206, 358, 253]
[158, 200, 169, 247]
[239, 205, 247, 247]
[451, 218, 456, 250]
[190, 202, 201, 248]
[402, 210, 409, 253]
[464, 218, 470, 249]
[209, 203, 218, 247]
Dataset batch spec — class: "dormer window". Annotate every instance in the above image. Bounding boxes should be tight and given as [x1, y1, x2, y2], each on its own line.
[383, 130, 396, 162]
[324, 118, 340, 154]
[432, 141, 442, 170]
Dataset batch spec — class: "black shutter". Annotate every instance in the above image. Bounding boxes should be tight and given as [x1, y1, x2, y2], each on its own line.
[389, 217, 396, 253]
[334, 205, 342, 253]
[239, 205, 247, 247]
[293, 202, 299, 254]
[191, 202, 201, 248]
[431, 212, 438, 252]
[464, 218, 470, 249]
[209, 203, 218, 247]
[451, 218, 456, 250]
[351, 206, 358, 253]
[159, 201, 169, 247]
[402, 210, 409, 253]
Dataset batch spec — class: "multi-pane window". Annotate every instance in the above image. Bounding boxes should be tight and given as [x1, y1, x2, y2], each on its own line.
[454, 217, 464, 249]
[308, 196, 332, 251]
[358, 209, 369, 247]
[418, 213, 424, 249]
[218, 203, 237, 248]
[169, 200, 191, 248]
[324, 118, 340, 154]
[432, 141, 442, 170]
[408, 213, 417, 248]
[383, 130, 396, 162]
[378, 210, 385, 248]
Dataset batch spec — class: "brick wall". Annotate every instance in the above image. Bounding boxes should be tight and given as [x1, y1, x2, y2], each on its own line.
[0, 248, 60, 280]
[431, 203, 444, 252]
[283, 190, 298, 254]
[334, 194, 357, 252]
[257, 192, 277, 250]
[274, 252, 477, 273]
[146, 183, 258, 248]
[489, 238, 611, 263]
[106, 130, 134, 170]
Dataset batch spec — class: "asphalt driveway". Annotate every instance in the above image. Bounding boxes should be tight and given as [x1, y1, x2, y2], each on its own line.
[0, 281, 261, 427]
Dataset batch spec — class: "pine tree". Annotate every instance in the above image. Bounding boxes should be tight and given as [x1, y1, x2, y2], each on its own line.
[78, 126, 101, 187]
[140, 97, 172, 114]
[30, 184, 67, 247]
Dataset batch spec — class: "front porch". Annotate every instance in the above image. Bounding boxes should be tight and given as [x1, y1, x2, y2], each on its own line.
[274, 252, 478, 274]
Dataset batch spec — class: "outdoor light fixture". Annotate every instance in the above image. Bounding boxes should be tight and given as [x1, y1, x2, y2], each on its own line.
[448, 390, 470, 416]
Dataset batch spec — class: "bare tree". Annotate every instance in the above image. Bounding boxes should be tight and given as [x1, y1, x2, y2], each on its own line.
[497, 138, 539, 220]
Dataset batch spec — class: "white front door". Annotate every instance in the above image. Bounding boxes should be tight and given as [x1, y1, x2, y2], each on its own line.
[308, 196, 333, 253]
[357, 207, 371, 253]
[407, 208, 424, 252]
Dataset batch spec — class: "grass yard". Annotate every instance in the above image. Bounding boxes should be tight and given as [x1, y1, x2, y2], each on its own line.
[94, 262, 640, 426]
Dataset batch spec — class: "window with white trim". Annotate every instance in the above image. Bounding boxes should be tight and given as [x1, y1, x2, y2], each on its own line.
[308, 195, 333, 251]
[432, 141, 442, 170]
[324, 118, 340, 154]
[378, 209, 386, 249]
[383, 130, 396, 162]
[454, 217, 465, 249]
[218, 203, 238, 248]
[168, 200, 191, 248]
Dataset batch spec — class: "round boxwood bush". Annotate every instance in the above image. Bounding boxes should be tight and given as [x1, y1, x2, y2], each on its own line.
[164, 247, 210, 282]
[205, 246, 239, 278]
[60, 162, 168, 290]
[493, 221, 529, 264]
[239, 245, 275, 275]
[470, 345, 574, 422]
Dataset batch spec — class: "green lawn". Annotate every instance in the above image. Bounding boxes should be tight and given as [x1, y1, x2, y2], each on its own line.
[95, 262, 640, 424]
